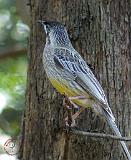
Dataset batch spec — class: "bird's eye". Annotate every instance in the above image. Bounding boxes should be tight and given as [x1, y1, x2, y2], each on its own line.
[46, 25, 51, 32]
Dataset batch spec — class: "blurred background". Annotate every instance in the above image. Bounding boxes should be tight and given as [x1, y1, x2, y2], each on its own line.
[0, 0, 29, 159]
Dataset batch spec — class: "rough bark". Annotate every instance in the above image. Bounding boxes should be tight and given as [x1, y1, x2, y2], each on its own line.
[19, 0, 131, 160]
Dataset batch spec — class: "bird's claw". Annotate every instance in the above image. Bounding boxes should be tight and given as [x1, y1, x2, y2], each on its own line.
[65, 117, 76, 127]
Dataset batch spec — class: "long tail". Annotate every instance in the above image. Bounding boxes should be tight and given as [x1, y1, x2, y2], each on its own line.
[103, 110, 131, 160]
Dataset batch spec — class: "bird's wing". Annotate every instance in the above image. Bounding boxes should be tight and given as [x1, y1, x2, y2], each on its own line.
[53, 47, 115, 120]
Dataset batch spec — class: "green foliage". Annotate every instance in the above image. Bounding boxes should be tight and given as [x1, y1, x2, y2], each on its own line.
[1, 107, 22, 135]
[0, 0, 29, 47]
[0, 56, 27, 136]
[0, 57, 26, 97]
[0, 0, 28, 139]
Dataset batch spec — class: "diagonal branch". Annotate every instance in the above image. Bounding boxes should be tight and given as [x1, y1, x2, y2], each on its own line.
[63, 129, 131, 141]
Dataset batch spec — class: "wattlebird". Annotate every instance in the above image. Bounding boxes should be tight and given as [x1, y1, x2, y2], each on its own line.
[38, 20, 131, 160]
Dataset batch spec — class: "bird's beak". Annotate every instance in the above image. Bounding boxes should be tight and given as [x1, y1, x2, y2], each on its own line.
[37, 20, 46, 25]
[37, 20, 47, 34]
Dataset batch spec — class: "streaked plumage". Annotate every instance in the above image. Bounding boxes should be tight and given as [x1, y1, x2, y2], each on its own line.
[38, 20, 131, 160]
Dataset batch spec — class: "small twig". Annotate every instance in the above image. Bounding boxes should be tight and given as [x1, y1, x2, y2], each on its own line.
[0, 46, 26, 59]
[63, 129, 131, 141]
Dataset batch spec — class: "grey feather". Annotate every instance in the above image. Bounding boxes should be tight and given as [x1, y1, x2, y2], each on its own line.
[103, 110, 131, 160]
[53, 47, 115, 121]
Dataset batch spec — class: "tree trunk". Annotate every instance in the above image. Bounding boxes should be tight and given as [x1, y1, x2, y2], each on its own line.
[19, 0, 131, 159]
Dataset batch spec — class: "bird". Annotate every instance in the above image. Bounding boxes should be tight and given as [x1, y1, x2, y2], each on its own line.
[38, 20, 131, 160]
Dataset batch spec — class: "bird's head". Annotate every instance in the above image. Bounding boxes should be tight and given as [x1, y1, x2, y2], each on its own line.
[37, 20, 71, 47]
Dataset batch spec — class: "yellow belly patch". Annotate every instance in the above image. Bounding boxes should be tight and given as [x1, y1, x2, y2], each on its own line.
[49, 79, 93, 108]
[50, 79, 76, 96]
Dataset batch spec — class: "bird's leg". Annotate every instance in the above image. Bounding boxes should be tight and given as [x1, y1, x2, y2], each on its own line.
[68, 96, 86, 120]
[65, 106, 85, 127]
[72, 107, 85, 120]
[63, 95, 86, 108]
[63, 94, 86, 127]
[69, 95, 86, 100]
[63, 94, 73, 109]
[68, 100, 80, 109]
[68, 96, 86, 109]
[68, 96, 85, 109]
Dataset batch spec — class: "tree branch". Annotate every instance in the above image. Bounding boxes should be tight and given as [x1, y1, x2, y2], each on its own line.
[0, 46, 26, 59]
[63, 129, 131, 141]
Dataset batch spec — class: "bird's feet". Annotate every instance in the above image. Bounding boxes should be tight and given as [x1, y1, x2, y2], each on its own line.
[62, 93, 85, 127]
[65, 116, 76, 127]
